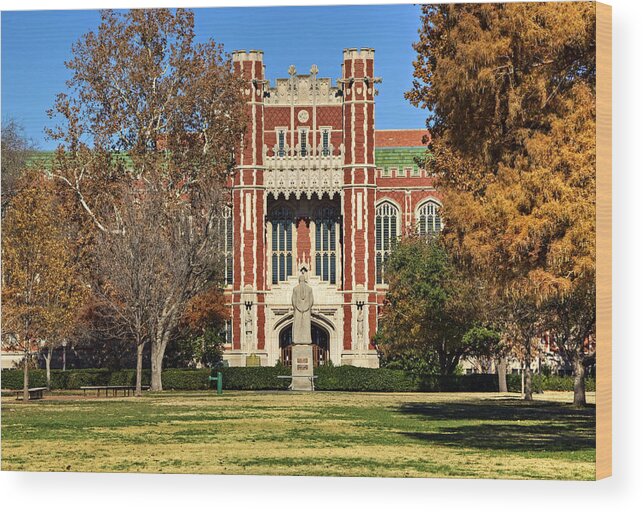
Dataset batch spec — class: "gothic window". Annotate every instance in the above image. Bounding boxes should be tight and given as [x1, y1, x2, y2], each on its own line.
[375, 201, 399, 285]
[300, 129, 308, 156]
[417, 200, 442, 236]
[321, 128, 330, 156]
[218, 205, 233, 285]
[314, 206, 339, 284]
[269, 206, 294, 284]
[277, 129, 286, 157]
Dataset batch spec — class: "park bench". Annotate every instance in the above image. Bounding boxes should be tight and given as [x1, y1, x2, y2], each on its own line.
[80, 385, 149, 397]
[15, 387, 48, 400]
[277, 375, 317, 391]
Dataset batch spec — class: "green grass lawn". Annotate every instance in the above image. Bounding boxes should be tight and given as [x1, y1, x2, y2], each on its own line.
[0, 391, 596, 479]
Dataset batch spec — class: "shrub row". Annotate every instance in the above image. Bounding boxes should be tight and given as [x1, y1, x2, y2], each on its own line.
[505, 374, 596, 393]
[0, 368, 150, 390]
[315, 365, 416, 391]
[419, 374, 500, 392]
[1, 367, 595, 393]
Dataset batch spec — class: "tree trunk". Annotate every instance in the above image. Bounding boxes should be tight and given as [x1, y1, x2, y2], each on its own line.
[497, 357, 508, 393]
[23, 349, 30, 402]
[572, 354, 587, 407]
[150, 342, 163, 392]
[523, 340, 533, 401]
[135, 342, 145, 397]
[150, 330, 170, 392]
[438, 350, 447, 376]
[45, 348, 52, 390]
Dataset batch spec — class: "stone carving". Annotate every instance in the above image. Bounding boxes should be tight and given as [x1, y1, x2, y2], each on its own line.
[244, 307, 253, 351]
[264, 143, 344, 199]
[277, 81, 288, 98]
[291, 273, 314, 344]
[355, 285, 367, 352]
[265, 70, 341, 106]
[297, 110, 309, 122]
[298, 78, 310, 102]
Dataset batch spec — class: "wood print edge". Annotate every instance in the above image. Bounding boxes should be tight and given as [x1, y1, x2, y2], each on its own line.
[595, 0, 612, 481]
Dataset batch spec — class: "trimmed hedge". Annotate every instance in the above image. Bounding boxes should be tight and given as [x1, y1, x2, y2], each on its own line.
[316, 365, 416, 392]
[220, 367, 290, 391]
[418, 374, 499, 392]
[505, 374, 596, 393]
[0, 369, 151, 390]
[1, 367, 596, 393]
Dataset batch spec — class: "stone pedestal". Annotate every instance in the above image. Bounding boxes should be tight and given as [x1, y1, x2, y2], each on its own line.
[291, 344, 314, 391]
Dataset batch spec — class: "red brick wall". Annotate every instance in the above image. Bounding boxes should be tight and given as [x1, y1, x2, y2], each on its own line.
[296, 218, 311, 265]
[231, 51, 267, 353]
[341, 49, 377, 351]
[227, 49, 441, 362]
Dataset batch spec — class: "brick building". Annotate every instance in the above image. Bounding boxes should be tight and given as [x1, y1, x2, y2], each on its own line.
[222, 48, 442, 368]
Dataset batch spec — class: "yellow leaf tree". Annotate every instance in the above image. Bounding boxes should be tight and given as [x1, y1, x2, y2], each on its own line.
[407, 3, 596, 404]
[2, 176, 88, 397]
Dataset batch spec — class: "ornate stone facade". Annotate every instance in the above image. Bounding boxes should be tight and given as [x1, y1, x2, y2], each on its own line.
[223, 48, 442, 368]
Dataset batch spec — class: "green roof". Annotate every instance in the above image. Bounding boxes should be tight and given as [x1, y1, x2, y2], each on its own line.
[25, 151, 55, 169]
[374, 147, 428, 170]
[26, 148, 430, 172]
[25, 151, 134, 170]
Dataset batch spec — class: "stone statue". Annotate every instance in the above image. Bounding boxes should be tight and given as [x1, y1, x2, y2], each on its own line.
[244, 308, 253, 351]
[292, 274, 314, 344]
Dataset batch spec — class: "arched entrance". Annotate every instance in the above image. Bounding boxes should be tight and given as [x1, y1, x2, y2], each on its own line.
[279, 323, 329, 367]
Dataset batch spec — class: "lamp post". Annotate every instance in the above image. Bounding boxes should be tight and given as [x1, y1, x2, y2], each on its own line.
[62, 340, 68, 371]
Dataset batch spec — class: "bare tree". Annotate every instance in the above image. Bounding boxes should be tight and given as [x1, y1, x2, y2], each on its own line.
[93, 181, 230, 391]
[93, 188, 166, 395]
[46, 9, 246, 390]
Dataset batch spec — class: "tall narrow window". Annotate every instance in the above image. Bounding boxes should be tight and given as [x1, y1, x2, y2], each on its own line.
[375, 201, 399, 285]
[300, 129, 308, 156]
[314, 206, 339, 284]
[417, 200, 442, 236]
[222, 320, 232, 345]
[219, 205, 233, 285]
[277, 129, 286, 157]
[321, 128, 330, 156]
[269, 206, 294, 284]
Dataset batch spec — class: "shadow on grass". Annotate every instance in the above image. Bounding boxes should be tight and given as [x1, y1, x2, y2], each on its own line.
[397, 399, 595, 453]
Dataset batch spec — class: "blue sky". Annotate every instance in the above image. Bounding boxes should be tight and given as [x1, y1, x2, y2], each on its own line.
[1, 5, 428, 150]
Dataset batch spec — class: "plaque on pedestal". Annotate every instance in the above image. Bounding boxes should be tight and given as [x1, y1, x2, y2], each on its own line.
[291, 344, 314, 391]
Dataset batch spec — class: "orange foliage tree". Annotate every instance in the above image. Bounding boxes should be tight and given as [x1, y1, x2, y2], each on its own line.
[1, 176, 89, 397]
[407, 3, 596, 404]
